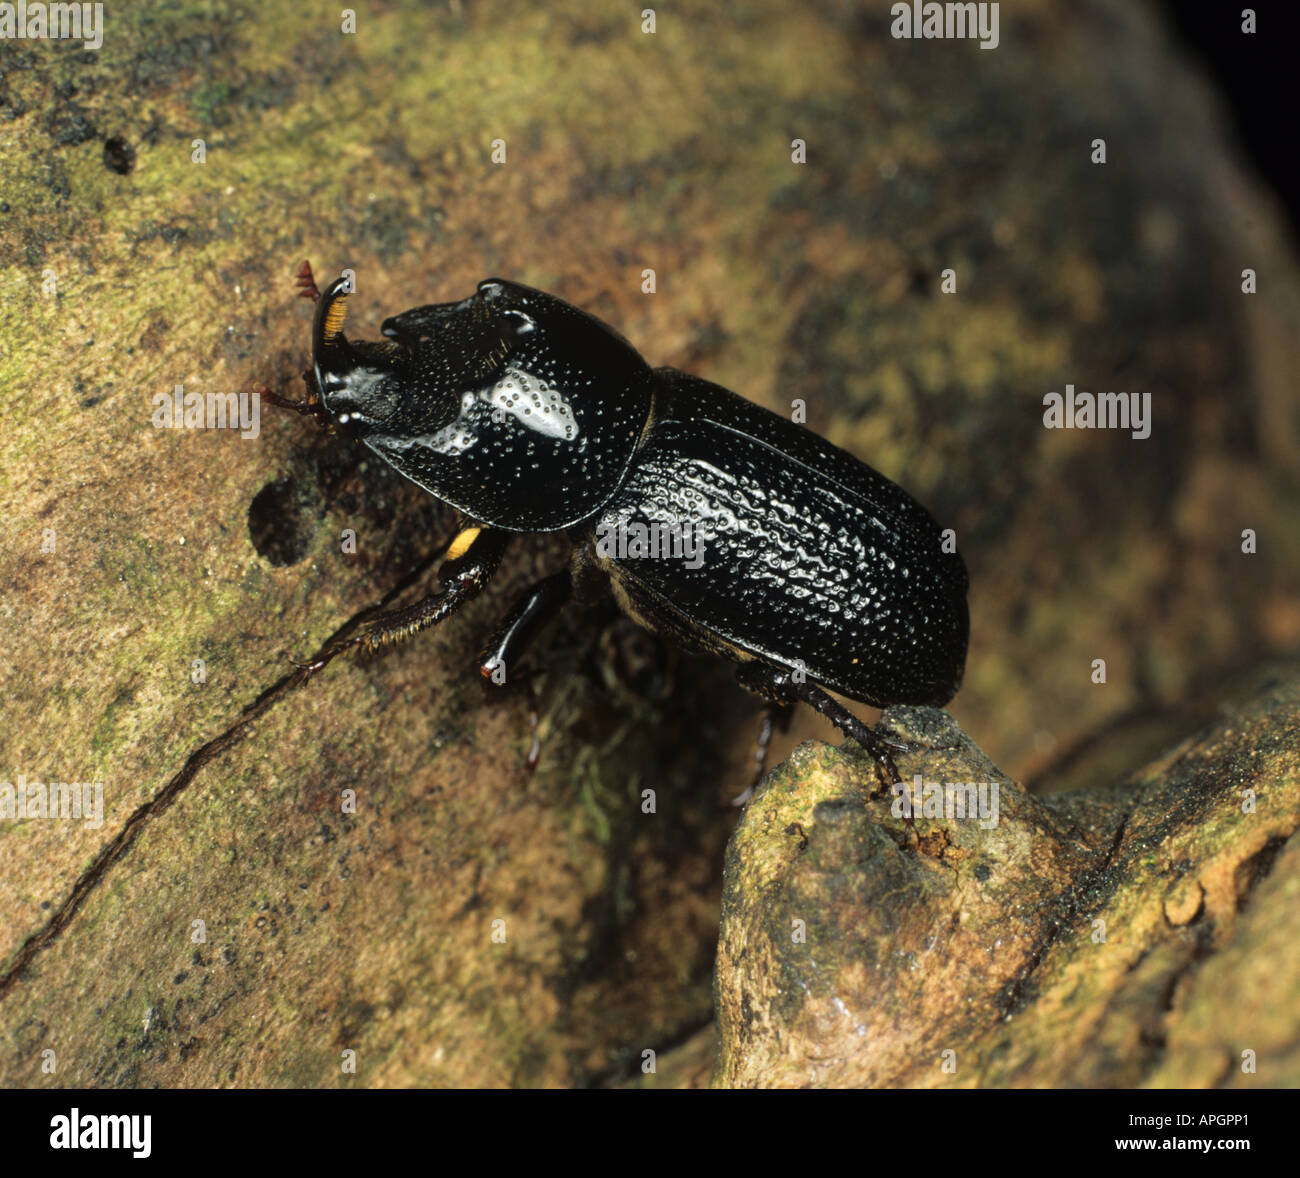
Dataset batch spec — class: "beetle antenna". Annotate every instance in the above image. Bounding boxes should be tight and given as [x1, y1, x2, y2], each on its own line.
[255, 382, 334, 432]
[295, 259, 322, 303]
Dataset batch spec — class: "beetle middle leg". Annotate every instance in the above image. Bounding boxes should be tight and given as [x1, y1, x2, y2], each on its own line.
[478, 571, 572, 772]
[298, 525, 509, 679]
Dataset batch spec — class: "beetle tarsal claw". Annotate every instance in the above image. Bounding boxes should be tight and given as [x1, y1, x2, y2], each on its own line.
[291, 655, 329, 680]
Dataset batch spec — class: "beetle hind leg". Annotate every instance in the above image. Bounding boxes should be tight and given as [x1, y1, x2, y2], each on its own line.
[735, 663, 911, 804]
[731, 703, 794, 807]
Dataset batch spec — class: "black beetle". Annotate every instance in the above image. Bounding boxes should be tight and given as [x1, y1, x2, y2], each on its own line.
[267, 263, 969, 791]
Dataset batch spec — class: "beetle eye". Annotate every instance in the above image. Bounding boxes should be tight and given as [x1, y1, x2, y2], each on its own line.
[504, 310, 536, 336]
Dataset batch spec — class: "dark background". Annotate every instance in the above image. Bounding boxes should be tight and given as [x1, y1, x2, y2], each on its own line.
[1163, 0, 1297, 233]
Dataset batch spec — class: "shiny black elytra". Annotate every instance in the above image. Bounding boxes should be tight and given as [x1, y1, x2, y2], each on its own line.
[268, 263, 969, 793]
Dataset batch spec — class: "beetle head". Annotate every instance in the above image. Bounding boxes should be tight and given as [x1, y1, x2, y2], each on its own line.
[309, 275, 654, 531]
[308, 276, 409, 435]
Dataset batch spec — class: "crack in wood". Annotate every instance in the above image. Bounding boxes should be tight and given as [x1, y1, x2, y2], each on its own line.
[0, 542, 450, 1000]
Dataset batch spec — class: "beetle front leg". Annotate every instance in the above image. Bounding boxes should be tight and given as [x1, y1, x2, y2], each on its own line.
[298, 526, 509, 679]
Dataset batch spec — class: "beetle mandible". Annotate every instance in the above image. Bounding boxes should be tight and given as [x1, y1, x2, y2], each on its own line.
[266, 263, 969, 793]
